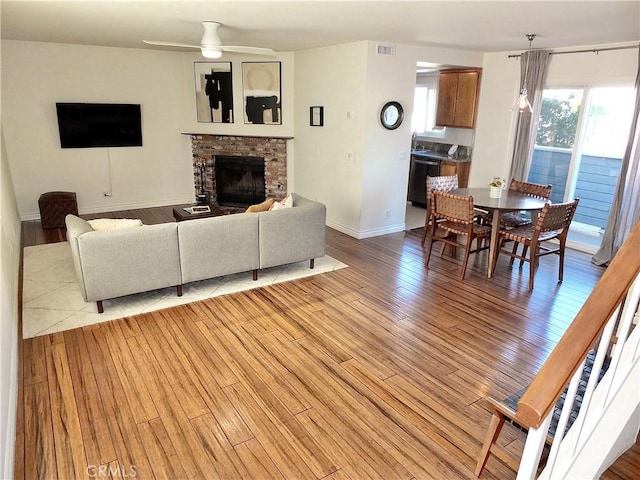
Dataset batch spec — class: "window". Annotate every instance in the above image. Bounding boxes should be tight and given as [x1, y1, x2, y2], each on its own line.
[528, 86, 635, 251]
[412, 77, 445, 137]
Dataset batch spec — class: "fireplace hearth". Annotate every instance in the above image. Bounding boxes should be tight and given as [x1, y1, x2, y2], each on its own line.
[215, 156, 265, 207]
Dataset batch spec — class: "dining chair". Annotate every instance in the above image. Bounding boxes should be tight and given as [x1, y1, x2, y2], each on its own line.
[425, 191, 491, 280]
[420, 174, 458, 246]
[493, 198, 579, 291]
[504, 179, 553, 226]
[481, 179, 552, 228]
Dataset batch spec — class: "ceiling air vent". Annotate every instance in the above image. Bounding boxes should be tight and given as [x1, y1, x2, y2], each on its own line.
[376, 43, 396, 57]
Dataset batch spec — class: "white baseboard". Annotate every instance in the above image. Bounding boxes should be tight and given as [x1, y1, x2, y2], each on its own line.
[1, 318, 18, 480]
[326, 220, 406, 239]
[566, 239, 598, 255]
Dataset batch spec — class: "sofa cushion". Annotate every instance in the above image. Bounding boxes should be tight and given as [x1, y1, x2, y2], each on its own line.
[258, 194, 326, 269]
[270, 193, 293, 210]
[178, 214, 260, 284]
[77, 223, 181, 302]
[88, 218, 144, 231]
[246, 198, 275, 213]
[65, 214, 95, 301]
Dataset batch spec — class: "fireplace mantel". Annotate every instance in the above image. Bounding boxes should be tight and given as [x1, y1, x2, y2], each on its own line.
[182, 133, 293, 140]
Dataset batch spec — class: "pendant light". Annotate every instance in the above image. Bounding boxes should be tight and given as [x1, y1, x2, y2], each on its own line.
[514, 33, 538, 113]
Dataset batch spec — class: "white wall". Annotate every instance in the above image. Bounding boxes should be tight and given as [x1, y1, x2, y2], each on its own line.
[472, 43, 638, 188]
[0, 126, 21, 480]
[294, 41, 482, 238]
[293, 41, 368, 237]
[3, 37, 481, 237]
[359, 42, 417, 236]
[1, 40, 295, 219]
[2, 40, 194, 218]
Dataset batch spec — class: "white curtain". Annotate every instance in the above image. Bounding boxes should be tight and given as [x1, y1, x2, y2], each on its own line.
[592, 49, 640, 265]
[508, 50, 552, 182]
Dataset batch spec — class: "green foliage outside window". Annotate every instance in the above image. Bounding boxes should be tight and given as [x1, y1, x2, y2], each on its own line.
[536, 97, 580, 148]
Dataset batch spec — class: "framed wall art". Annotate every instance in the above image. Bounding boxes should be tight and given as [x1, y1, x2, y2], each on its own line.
[310, 106, 324, 126]
[242, 62, 281, 125]
[194, 62, 233, 123]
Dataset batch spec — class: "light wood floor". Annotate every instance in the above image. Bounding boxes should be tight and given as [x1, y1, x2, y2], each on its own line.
[15, 206, 640, 479]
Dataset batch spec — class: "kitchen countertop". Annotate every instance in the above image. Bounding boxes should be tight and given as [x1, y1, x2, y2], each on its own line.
[411, 150, 471, 163]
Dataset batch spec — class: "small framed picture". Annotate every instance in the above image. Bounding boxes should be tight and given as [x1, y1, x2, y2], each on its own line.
[310, 106, 324, 127]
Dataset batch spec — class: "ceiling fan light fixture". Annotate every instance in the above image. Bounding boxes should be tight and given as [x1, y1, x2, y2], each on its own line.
[201, 46, 222, 58]
[143, 21, 275, 58]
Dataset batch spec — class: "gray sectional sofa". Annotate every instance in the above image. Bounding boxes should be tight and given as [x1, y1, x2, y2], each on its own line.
[65, 193, 326, 313]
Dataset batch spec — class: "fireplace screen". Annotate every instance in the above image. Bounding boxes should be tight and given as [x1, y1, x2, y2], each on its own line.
[215, 156, 265, 207]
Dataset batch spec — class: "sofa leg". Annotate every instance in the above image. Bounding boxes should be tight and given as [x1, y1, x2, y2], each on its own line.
[310, 258, 315, 269]
[177, 285, 183, 297]
[97, 301, 104, 314]
[253, 269, 258, 281]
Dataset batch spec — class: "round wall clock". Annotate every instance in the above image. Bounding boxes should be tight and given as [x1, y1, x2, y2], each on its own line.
[380, 101, 404, 130]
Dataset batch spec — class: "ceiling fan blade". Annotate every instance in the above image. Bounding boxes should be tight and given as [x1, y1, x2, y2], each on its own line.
[143, 40, 201, 49]
[144, 22, 275, 57]
[220, 45, 276, 56]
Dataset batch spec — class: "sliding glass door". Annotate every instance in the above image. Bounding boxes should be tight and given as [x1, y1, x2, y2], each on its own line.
[527, 86, 635, 251]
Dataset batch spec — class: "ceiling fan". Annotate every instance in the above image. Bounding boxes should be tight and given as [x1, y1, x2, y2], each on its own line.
[143, 21, 275, 58]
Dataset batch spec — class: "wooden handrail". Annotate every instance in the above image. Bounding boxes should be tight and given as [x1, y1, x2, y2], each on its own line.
[515, 221, 640, 428]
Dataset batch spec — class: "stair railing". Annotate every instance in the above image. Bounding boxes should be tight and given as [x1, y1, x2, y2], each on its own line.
[515, 222, 640, 480]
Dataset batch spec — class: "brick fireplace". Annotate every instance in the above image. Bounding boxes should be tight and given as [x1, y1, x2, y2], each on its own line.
[188, 134, 290, 207]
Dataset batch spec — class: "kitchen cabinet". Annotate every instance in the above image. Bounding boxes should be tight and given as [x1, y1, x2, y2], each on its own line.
[440, 160, 470, 188]
[436, 69, 481, 129]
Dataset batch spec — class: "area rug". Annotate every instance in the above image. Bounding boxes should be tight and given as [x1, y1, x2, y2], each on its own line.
[22, 242, 347, 338]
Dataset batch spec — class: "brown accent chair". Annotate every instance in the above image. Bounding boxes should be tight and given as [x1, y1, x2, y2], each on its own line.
[425, 191, 491, 280]
[420, 174, 459, 246]
[493, 198, 579, 291]
[38, 191, 78, 229]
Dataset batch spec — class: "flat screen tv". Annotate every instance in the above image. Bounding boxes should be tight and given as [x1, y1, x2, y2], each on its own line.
[56, 103, 143, 148]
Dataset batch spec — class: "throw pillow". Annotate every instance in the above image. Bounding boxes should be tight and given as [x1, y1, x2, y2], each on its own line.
[245, 198, 275, 213]
[87, 218, 144, 231]
[270, 194, 293, 211]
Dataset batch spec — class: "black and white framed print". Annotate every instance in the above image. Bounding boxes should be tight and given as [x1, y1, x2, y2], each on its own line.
[242, 62, 281, 125]
[310, 106, 324, 126]
[195, 62, 233, 123]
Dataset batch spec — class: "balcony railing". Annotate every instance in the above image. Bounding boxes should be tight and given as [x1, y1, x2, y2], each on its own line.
[528, 146, 622, 230]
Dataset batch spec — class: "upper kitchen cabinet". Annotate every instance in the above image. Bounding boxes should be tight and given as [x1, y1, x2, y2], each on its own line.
[435, 68, 482, 129]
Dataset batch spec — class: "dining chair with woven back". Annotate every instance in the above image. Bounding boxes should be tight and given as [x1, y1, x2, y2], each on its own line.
[492, 198, 580, 291]
[420, 174, 458, 246]
[481, 179, 553, 228]
[505, 179, 553, 226]
[425, 190, 492, 280]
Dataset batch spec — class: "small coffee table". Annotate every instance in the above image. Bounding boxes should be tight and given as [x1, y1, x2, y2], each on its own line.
[172, 203, 228, 222]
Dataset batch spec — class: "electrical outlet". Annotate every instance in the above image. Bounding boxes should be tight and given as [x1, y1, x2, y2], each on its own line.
[385, 209, 391, 219]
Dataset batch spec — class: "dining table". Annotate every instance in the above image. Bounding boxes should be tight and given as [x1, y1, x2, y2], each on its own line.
[450, 188, 548, 278]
